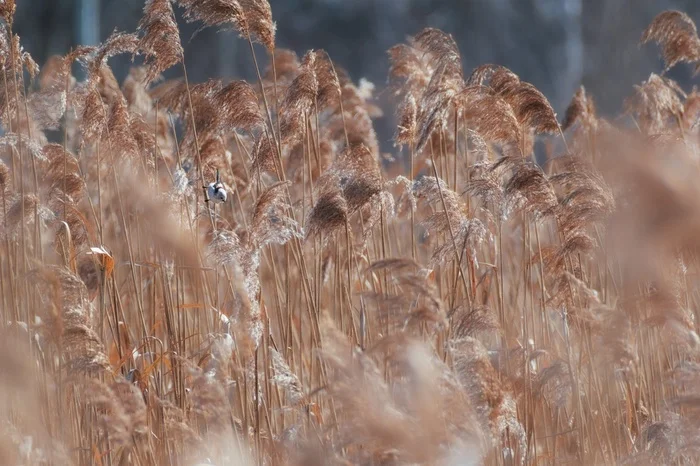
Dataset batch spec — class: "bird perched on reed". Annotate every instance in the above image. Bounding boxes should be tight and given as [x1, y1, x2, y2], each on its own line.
[205, 169, 228, 203]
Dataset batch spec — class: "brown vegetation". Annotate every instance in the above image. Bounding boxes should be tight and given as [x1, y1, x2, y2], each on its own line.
[1, 3, 700, 465]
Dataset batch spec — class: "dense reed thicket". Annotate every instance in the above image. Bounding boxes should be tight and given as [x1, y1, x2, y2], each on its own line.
[1, 1, 700, 464]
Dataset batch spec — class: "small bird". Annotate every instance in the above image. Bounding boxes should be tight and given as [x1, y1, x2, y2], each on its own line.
[205, 170, 227, 203]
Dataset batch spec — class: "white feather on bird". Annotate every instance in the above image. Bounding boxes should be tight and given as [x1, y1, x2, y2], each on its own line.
[205, 170, 228, 203]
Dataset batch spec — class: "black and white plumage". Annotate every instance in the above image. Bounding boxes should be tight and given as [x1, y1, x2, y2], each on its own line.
[205, 170, 228, 203]
[206, 181, 228, 203]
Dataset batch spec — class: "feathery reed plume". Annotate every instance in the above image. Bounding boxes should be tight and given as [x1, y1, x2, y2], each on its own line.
[122, 67, 152, 115]
[450, 337, 526, 459]
[216, 80, 264, 132]
[387, 43, 432, 98]
[110, 378, 148, 436]
[90, 31, 139, 77]
[251, 132, 276, 176]
[28, 91, 66, 132]
[449, 305, 499, 339]
[504, 82, 559, 135]
[208, 228, 262, 348]
[314, 50, 341, 110]
[387, 32, 448, 151]
[174, 79, 261, 161]
[131, 112, 161, 164]
[630, 419, 678, 464]
[489, 345, 548, 397]
[0, 133, 45, 161]
[77, 378, 146, 446]
[269, 347, 305, 406]
[264, 48, 299, 84]
[549, 155, 614, 239]
[433, 219, 486, 268]
[0, 29, 37, 125]
[240, 0, 276, 52]
[18, 40, 39, 81]
[178, 0, 276, 54]
[280, 50, 317, 142]
[0, 29, 38, 86]
[95, 64, 122, 104]
[465, 129, 491, 164]
[642, 10, 700, 72]
[366, 257, 421, 274]
[250, 181, 302, 249]
[455, 85, 522, 146]
[395, 94, 417, 147]
[504, 159, 558, 216]
[332, 144, 383, 213]
[31, 266, 109, 374]
[38, 54, 71, 90]
[414, 84, 456, 153]
[562, 85, 597, 132]
[305, 181, 347, 240]
[547, 266, 599, 311]
[104, 96, 139, 162]
[537, 232, 595, 280]
[330, 78, 381, 154]
[624, 73, 684, 133]
[219, 261, 259, 354]
[413, 172, 484, 268]
[413, 28, 463, 81]
[188, 365, 232, 429]
[152, 77, 187, 114]
[412, 174, 459, 211]
[179, 79, 262, 163]
[73, 34, 138, 148]
[469, 64, 559, 136]
[319, 317, 483, 463]
[396, 273, 447, 329]
[176, 0, 247, 34]
[178, 78, 221, 125]
[683, 86, 700, 130]
[643, 287, 698, 348]
[0, 159, 8, 192]
[208, 228, 244, 268]
[138, 0, 184, 84]
[0, 0, 15, 24]
[4, 193, 38, 236]
[27, 56, 71, 131]
[411, 28, 465, 152]
[365, 258, 446, 331]
[57, 208, 90, 254]
[197, 136, 226, 177]
[178, 0, 275, 51]
[73, 84, 106, 147]
[44, 143, 85, 203]
[318, 316, 412, 457]
[467, 63, 512, 87]
[595, 306, 637, 371]
[466, 159, 515, 217]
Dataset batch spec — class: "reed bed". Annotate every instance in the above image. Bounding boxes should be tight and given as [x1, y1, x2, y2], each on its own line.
[1, 1, 700, 464]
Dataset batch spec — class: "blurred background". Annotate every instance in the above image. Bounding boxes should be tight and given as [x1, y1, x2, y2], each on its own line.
[14, 0, 700, 149]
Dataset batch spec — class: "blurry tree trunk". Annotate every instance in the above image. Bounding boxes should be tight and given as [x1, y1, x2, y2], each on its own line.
[218, 31, 238, 78]
[77, 0, 100, 46]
